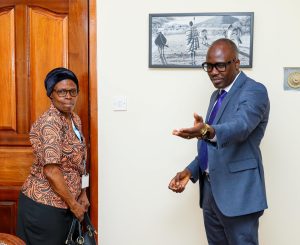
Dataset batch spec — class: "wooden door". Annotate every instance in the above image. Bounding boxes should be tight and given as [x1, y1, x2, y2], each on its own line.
[0, 0, 90, 234]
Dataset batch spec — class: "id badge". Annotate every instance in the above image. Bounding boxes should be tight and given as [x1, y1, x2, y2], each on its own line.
[82, 174, 89, 188]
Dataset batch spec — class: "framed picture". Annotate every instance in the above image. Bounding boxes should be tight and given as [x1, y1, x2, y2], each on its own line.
[149, 12, 254, 68]
[283, 67, 300, 91]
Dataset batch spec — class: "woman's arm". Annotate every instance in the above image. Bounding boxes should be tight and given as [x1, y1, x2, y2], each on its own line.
[43, 164, 85, 221]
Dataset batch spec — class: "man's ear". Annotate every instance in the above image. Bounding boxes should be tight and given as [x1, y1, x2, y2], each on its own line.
[235, 59, 240, 69]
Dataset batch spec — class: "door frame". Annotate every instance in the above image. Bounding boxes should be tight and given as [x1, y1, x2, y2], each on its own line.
[89, 0, 98, 230]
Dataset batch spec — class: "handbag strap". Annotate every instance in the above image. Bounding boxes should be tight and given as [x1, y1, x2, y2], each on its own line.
[65, 218, 77, 244]
[84, 212, 97, 235]
[76, 220, 84, 245]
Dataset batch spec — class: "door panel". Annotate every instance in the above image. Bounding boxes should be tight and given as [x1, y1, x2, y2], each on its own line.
[0, 7, 16, 131]
[0, 187, 19, 234]
[0, 0, 89, 235]
[0, 148, 33, 185]
[29, 6, 68, 122]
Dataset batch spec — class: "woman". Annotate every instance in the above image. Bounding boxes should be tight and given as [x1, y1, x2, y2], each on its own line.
[17, 67, 89, 245]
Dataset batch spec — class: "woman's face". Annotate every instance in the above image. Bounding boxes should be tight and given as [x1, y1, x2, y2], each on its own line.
[50, 79, 78, 115]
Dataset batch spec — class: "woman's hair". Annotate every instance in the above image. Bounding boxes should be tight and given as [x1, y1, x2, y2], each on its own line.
[44, 67, 79, 97]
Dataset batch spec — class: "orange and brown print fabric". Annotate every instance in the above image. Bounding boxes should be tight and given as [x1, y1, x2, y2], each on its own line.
[22, 103, 87, 209]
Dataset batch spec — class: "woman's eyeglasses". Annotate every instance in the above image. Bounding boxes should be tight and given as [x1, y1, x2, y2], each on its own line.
[53, 89, 79, 97]
[202, 59, 236, 72]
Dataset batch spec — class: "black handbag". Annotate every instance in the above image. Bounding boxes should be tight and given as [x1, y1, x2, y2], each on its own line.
[65, 213, 97, 245]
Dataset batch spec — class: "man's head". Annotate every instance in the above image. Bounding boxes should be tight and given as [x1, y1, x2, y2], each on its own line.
[202, 38, 240, 89]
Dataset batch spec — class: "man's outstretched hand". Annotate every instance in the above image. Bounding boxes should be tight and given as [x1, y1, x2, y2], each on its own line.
[172, 113, 205, 139]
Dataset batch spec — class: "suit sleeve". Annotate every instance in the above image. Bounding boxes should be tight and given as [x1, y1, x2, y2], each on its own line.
[212, 83, 270, 148]
[186, 156, 200, 183]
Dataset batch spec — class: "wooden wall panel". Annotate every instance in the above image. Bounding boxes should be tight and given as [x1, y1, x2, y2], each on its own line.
[29, 7, 68, 123]
[0, 8, 16, 131]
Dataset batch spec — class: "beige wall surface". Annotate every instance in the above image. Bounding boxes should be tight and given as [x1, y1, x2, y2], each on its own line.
[97, 1, 300, 244]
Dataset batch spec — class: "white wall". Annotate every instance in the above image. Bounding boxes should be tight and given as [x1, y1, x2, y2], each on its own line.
[98, 1, 300, 244]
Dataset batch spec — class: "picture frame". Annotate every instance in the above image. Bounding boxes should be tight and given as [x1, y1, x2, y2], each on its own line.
[283, 67, 300, 91]
[149, 12, 254, 68]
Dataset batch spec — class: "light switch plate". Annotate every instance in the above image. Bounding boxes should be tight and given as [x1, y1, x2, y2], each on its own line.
[112, 96, 127, 111]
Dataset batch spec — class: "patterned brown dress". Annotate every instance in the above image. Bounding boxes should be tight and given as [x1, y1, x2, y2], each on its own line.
[21, 103, 87, 209]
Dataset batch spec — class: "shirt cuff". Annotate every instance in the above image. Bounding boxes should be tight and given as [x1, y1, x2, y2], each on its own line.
[209, 134, 217, 142]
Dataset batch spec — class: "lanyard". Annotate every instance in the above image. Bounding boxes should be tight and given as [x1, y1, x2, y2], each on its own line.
[71, 119, 87, 175]
[71, 119, 82, 143]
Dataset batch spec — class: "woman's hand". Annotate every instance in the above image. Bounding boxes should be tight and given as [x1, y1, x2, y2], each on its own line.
[69, 201, 85, 221]
[78, 189, 90, 212]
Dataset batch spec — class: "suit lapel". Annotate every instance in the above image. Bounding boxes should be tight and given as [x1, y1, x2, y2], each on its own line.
[211, 71, 247, 124]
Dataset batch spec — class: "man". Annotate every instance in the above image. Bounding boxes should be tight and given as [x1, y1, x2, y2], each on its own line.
[168, 38, 270, 245]
[186, 21, 200, 65]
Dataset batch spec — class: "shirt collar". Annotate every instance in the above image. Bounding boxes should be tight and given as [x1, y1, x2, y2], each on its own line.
[222, 71, 241, 93]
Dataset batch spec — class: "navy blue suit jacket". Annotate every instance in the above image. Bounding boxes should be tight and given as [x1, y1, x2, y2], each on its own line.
[187, 71, 270, 217]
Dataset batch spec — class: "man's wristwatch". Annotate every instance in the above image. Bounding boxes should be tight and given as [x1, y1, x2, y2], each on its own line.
[199, 124, 211, 139]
